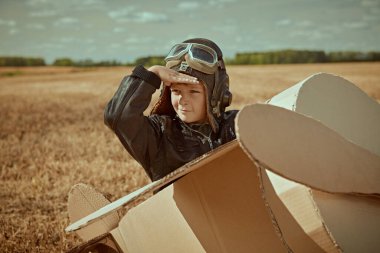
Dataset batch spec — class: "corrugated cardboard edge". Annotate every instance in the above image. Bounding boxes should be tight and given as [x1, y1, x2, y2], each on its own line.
[267, 169, 344, 253]
[311, 190, 380, 252]
[236, 137, 339, 253]
[226, 147, 295, 252]
[65, 141, 238, 232]
[307, 189, 342, 252]
[263, 167, 342, 253]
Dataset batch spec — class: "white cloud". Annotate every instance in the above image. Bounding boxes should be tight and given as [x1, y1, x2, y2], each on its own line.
[276, 19, 292, 26]
[26, 0, 50, 6]
[108, 7, 135, 19]
[54, 17, 79, 26]
[9, 29, 19, 35]
[29, 10, 57, 17]
[0, 19, 16, 26]
[208, 0, 236, 6]
[177, 2, 200, 10]
[112, 11, 169, 23]
[113, 27, 125, 33]
[296, 20, 312, 27]
[125, 36, 155, 44]
[132, 12, 168, 23]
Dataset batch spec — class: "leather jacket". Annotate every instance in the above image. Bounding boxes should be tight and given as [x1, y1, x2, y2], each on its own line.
[104, 66, 238, 181]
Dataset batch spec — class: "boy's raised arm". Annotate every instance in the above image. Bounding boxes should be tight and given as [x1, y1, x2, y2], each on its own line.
[104, 65, 162, 176]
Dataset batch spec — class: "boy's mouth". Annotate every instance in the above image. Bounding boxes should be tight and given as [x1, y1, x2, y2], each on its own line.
[179, 108, 190, 112]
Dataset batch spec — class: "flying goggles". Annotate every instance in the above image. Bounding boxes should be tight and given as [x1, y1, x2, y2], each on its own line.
[165, 43, 222, 74]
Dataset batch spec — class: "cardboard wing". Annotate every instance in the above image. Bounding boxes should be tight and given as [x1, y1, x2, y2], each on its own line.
[65, 144, 240, 233]
[66, 72, 380, 253]
[110, 140, 325, 253]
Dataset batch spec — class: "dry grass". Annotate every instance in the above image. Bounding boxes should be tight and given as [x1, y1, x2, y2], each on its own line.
[0, 63, 379, 252]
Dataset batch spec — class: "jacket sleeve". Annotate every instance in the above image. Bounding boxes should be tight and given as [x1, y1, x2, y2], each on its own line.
[104, 65, 163, 179]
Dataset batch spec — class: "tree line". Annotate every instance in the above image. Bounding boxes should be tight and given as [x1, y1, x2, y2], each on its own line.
[226, 50, 380, 65]
[0, 57, 46, 66]
[1, 50, 379, 67]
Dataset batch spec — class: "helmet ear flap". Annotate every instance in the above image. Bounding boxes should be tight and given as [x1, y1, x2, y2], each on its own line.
[150, 86, 176, 117]
[219, 73, 232, 111]
[222, 90, 232, 108]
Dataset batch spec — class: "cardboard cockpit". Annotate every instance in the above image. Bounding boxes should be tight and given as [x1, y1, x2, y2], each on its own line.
[66, 73, 380, 253]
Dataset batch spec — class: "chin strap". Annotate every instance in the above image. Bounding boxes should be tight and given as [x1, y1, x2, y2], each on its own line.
[211, 65, 221, 117]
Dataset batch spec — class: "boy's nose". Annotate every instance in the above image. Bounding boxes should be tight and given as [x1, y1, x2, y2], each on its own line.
[178, 94, 189, 105]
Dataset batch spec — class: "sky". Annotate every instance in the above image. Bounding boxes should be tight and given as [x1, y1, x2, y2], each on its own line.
[1, 0, 380, 63]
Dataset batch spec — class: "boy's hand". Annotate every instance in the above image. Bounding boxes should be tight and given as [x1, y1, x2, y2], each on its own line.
[148, 65, 199, 86]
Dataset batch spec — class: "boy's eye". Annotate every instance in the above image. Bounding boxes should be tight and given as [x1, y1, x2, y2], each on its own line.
[190, 90, 200, 94]
[171, 89, 180, 95]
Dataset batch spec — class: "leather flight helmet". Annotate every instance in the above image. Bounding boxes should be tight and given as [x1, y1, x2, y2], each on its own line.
[150, 38, 232, 132]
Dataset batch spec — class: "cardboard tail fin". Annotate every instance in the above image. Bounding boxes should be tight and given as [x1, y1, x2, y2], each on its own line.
[68, 183, 120, 241]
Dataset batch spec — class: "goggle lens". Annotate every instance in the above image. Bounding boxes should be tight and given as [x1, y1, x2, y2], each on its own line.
[191, 46, 216, 64]
[169, 44, 188, 56]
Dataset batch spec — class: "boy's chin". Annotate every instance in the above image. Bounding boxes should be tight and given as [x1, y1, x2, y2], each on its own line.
[178, 115, 194, 123]
[177, 112, 207, 124]
[180, 117, 206, 124]
[179, 116, 191, 123]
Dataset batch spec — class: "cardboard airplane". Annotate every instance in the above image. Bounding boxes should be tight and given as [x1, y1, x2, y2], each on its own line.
[66, 73, 380, 253]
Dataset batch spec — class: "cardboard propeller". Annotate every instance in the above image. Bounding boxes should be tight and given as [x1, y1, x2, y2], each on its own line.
[236, 103, 380, 253]
[267, 72, 380, 157]
[241, 72, 380, 252]
[236, 103, 380, 195]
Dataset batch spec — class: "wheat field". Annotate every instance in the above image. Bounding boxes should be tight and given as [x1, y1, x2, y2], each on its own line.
[0, 63, 379, 252]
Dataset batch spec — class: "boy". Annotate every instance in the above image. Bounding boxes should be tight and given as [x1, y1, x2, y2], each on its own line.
[104, 38, 237, 181]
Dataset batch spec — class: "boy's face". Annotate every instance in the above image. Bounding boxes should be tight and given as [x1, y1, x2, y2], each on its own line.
[170, 82, 207, 124]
